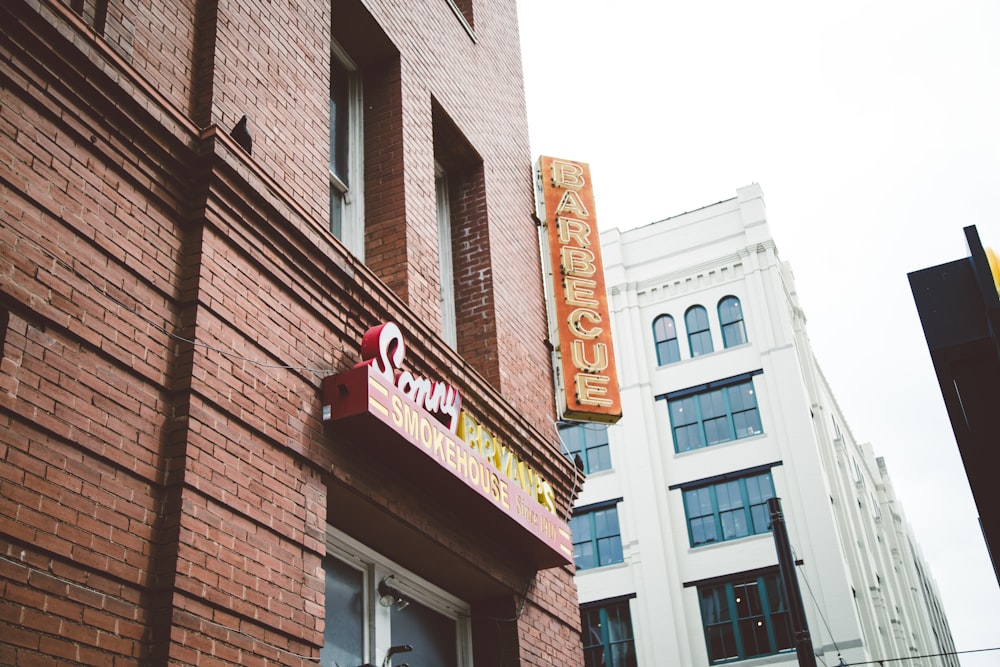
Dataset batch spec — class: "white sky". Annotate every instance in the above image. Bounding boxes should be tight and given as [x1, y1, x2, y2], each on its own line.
[517, 1, 1000, 665]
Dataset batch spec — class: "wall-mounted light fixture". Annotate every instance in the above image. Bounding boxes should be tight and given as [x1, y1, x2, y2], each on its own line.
[377, 576, 410, 610]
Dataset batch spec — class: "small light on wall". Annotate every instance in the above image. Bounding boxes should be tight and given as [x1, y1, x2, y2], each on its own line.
[378, 576, 410, 610]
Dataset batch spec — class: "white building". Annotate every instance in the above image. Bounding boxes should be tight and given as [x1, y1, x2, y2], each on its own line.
[562, 185, 958, 667]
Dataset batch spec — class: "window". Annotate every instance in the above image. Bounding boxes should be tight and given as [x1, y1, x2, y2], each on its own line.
[581, 598, 637, 667]
[436, 164, 457, 347]
[653, 314, 680, 365]
[696, 569, 794, 663]
[322, 528, 472, 667]
[559, 422, 611, 474]
[681, 469, 776, 546]
[685, 305, 714, 357]
[718, 296, 748, 348]
[571, 501, 623, 571]
[666, 373, 763, 453]
[330, 41, 365, 258]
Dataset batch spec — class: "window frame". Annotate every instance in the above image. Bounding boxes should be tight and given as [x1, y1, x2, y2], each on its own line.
[436, 162, 457, 347]
[691, 568, 794, 664]
[652, 314, 681, 365]
[330, 39, 366, 260]
[718, 296, 748, 349]
[580, 596, 638, 667]
[570, 500, 625, 571]
[685, 305, 714, 357]
[675, 466, 778, 547]
[324, 526, 473, 666]
[559, 422, 612, 474]
[662, 372, 764, 453]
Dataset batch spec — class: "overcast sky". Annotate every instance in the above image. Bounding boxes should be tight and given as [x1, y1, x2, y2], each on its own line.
[517, 1, 1000, 664]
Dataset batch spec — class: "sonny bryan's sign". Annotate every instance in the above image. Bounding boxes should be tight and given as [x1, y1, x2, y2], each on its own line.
[321, 322, 572, 566]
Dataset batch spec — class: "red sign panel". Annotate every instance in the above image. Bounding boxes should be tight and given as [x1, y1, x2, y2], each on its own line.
[321, 323, 573, 568]
[537, 156, 622, 423]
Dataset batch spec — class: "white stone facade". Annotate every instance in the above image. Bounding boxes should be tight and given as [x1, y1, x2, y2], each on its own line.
[571, 185, 958, 667]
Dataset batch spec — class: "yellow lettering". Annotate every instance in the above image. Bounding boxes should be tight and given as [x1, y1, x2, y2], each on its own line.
[557, 216, 591, 247]
[568, 307, 602, 338]
[555, 189, 589, 217]
[537, 478, 557, 515]
[550, 160, 586, 189]
[406, 405, 419, 440]
[564, 277, 598, 307]
[481, 430, 498, 466]
[574, 374, 613, 407]
[571, 339, 609, 372]
[455, 441, 468, 478]
[469, 456, 481, 485]
[517, 460, 532, 493]
[391, 395, 403, 427]
[458, 411, 481, 454]
[445, 437, 456, 469]
[560, 246, 596, 277]
[420, 417, 433, 450]
[499, 443, 513, 477]
[433, 427, 445, 460]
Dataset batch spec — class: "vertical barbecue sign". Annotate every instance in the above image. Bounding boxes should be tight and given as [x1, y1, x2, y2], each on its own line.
[536, 156, 622, 424]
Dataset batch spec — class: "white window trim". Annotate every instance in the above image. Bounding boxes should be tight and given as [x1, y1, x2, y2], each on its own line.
[325, 525, 473, 666]
[436, 163, 457, 348]
[331, 39, 366, 261]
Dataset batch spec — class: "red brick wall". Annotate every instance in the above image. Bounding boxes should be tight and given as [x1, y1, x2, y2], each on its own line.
[1, 1, 583, 665]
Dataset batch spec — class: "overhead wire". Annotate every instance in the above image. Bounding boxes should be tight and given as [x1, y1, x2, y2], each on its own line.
[839, 646, 1000, 665]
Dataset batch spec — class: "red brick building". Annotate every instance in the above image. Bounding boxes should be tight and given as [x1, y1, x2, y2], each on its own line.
[0, 1, 584, 665]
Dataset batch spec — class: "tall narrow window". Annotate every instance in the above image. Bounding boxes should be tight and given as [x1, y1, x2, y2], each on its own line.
[653, 314, 680, 365]
[559, 422, 611, 474]
[686, 306, 714, 357]
[330, 41, 365, 258]
[436, 164, 457, 347]
[320, 555, 366, 667]
[697, 569, 793, 663]
[571, 501, 624, 571]
[581, 598, 638, 667]
[718, 296, 748, 348]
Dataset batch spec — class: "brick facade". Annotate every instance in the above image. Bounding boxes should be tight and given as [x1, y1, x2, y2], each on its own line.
[0, 0, 583, 665]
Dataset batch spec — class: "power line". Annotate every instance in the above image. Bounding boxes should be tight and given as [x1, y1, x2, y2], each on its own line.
[840, 646, 1000, 665]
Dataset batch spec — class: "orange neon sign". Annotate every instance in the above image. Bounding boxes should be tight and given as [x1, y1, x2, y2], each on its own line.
[537, 156, 622, 424]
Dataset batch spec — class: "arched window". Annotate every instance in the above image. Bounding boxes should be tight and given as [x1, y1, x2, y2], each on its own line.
[653, 315, 681, 365]
[686, 306, 713, 357]
[718, 296, 748, 348]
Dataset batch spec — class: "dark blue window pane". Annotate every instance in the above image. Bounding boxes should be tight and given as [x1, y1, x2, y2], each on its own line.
[675, 423, 701, 452]
[690, 331, 713, 356]
[686, 306, 714, 356]
[560, 424, 612, 474]
[699, 389, 726, 418]
[703, 416, 731, 445]
[699, 573, 791, 664]
[719, 297, 748, 348]
[573, 505, 623, 570]
[654, 315, 681, 365]
[684, 471, 775, 548]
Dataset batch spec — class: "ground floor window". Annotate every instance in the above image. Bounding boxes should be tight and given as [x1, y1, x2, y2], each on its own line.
[322, 527, 472, 667]
[581, 597, 637, 667]
[696, 568, 794, 663]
